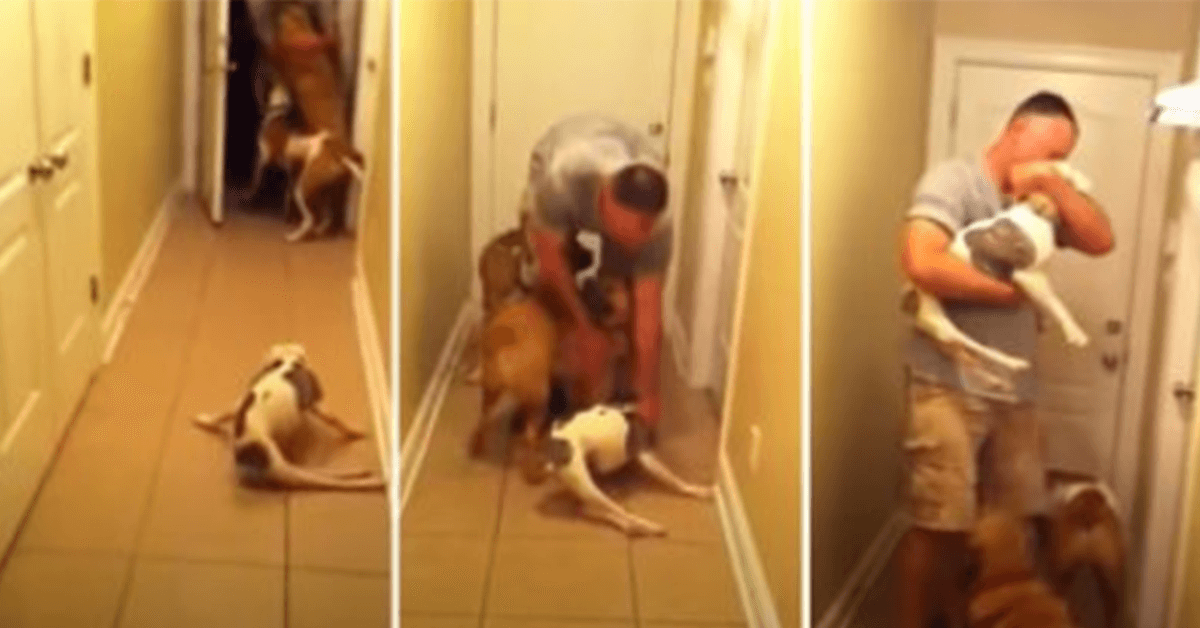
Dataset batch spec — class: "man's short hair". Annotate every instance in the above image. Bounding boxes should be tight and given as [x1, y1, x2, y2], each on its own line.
[612, 164, 669, 216]
[1009, 91, 1077, 129]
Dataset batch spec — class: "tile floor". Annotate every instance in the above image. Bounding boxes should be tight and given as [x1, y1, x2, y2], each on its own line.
[401, 332, 749, 627]
[0, 199, 390, 628]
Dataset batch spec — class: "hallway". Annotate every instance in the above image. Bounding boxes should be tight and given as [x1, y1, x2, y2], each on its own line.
[401, 337, 747, 627]
[0, 199, 389, 628]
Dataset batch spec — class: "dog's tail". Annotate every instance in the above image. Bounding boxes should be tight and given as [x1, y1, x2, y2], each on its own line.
[325, 138, 366, 181]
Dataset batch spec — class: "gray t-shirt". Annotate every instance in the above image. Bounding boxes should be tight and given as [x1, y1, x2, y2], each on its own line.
[904, 158, 1040, 402]
[523, 114, 672, 277]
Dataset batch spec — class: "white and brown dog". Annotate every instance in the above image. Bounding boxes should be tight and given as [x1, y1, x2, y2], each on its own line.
[193, 343, 384, 490]
[903, 162, 1094, 374]
[250, 83, 365, 243]
[530, 403, 714, 537]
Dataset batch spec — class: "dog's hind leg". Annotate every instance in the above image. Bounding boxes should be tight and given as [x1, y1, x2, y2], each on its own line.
[258, 438, 385, 490]
[559, 451, 665, 536]
[287, 179, 316, 242]
[636, 451, 715, 499]
[307, 407, 367, 440]
[1011, 270, 1089, 347]
[913, 290, 1031, 371]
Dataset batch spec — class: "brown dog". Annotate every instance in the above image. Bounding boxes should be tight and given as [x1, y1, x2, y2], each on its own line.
[968, 511, 1077, 628]
[263, 4, 358, 241]
[1045, 470, 1125, 628]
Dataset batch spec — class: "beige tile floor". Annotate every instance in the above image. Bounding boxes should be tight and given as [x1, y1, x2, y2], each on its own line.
[0, 201, 389, 628]
[401, 331, 749, 627]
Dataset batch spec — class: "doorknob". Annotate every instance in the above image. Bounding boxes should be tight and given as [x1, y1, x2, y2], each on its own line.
[28, 159, 54, 182]
[47, 152, 68, 169]
[648, 122, 664, 136]
[719, 170, 739, 189]
[1101, 353, 1122, 372]
[1175, 381, 1196, 403]
[1106, 319, 1123, 335]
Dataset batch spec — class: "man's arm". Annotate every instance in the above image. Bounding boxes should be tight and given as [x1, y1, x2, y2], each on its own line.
[901, 218, 1022, 306]
[530, 227, 591, 327]
[1036, 174, 1115, 256]
[631, 273, 663, 420]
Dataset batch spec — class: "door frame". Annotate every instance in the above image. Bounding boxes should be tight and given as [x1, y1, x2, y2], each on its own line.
[467, 0, 702, 307]
[926, 35, 1182, 624]
[183, 0, 201, 194]
[207, 0, 231, 224]
[1152, 156, 1200, 628]
[927, 33, 1180, 519]
[345, 0, 389, 233]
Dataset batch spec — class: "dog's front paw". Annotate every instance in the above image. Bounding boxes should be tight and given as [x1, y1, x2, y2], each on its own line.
[1064, 328, 1089, 348]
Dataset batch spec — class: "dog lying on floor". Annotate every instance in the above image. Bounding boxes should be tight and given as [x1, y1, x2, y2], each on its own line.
[528, 403, 714, 537]
[192, 343, 384, 490]
[903, 161, 1094, 376]
[1045, 470, 1126, 628]
[968, 511, 1078, 628]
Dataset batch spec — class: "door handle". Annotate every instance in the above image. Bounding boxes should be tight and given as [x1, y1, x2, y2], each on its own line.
[719, 170, 739, 189]
[1106, 319, 1123, 335]
[47, 152, 68, 170]
[1175, 381, 1196, 404]
[1102, 353, 1122, 372]
[648, 122, 664, 136]
[28, 159, 54, 182]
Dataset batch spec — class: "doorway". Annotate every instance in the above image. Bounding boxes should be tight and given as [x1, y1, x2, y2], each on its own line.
[194, 0, 367, 232]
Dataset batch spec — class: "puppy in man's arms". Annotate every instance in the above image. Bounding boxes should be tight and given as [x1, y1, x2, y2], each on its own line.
[902, 161, 1094, 378]
[527, 403, 714, 537]
[193, 343, 384, 490]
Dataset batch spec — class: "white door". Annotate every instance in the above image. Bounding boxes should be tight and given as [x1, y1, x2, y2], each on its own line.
[709, 0, 773, 405]
[0, 0, 62, 551]
[31, 0, 102, 422]
[489, 0, 679, 238]
[945, 64, 1158, 510]
[200, 0, 231, 224]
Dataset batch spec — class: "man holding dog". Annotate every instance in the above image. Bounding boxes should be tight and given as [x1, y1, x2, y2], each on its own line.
[896, 92, 1114, 628]
[521, 115, 672, 444]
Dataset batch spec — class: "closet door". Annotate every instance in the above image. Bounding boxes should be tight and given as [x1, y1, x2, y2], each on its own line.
[0, 0, 60, 553]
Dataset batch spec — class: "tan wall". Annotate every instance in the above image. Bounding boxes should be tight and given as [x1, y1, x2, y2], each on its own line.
[399, 0, 473, 438]
[361, 13, 393, 386]
[811, 0, 935, 619]
[934, 0, 1196, 51]
[95, 0, 185, 311]
[722, 1, 800, 624]
[673, 0, 720, 339]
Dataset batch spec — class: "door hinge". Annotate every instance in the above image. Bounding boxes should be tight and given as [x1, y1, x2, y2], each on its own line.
[489, 101, 496, 132]
[89, 275, 98, 304]
[82, 53, 91, 86]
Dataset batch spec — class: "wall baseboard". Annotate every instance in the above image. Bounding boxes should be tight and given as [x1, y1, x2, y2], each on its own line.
[715, 452, 783, 628]
[351, 266, 393, 481]
[399, 300, 477, 512]
[100, 178, 181, 364]
[814, 509, 908, 628]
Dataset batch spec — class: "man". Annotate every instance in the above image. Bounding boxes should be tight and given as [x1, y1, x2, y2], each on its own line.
[896, 92, 1114, 628]
[522, 114, 672, 443]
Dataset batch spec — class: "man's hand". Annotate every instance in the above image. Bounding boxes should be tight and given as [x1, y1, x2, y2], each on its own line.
[901, 219, 1023, 307]
[1008, 161, 1114, 255]
[636, 394, 661, 432]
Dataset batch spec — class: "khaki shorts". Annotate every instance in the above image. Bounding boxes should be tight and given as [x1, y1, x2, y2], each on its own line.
[903, 374, 1047, 532]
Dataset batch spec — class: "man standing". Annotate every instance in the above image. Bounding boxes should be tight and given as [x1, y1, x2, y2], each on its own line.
[896, 92, 1114, 628]
[523, 114, 672, 444]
